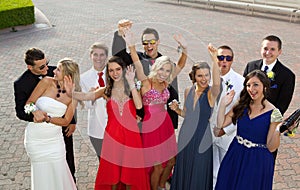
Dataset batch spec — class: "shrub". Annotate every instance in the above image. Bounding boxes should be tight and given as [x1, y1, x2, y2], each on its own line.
[0, 0, 35, 29]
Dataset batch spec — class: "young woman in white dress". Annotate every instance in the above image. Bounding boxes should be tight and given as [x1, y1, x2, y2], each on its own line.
[24, 58, 82, 190]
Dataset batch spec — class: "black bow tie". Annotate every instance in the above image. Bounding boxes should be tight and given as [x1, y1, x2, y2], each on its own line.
[37, 75, 46, 80]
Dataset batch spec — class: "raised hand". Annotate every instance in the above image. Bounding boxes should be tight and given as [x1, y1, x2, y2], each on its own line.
[64, 75, 75, 97]
[173, 34, 187, 50]
[208, 43, 218, 63]
[222, 90, 235, 107]
[118, 19, 133, 36]
[125, 65, 136, 86]
[122, 28, 136, 47]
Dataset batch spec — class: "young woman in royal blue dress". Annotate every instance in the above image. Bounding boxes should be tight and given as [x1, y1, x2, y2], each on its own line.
[215, 70, 283, 190]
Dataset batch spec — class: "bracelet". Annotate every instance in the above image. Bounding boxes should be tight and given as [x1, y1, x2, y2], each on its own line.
[46, 116, 51, 123]
[24, 102, 37, 115]
[275, 125, 281, 134]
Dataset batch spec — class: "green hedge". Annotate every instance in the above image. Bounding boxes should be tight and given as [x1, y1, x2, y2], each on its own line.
[0, 0, 35, 29]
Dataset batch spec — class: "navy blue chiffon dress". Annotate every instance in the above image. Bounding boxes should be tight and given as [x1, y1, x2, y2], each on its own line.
[215, 108, 282, 190]
[171, 86, 213, 190]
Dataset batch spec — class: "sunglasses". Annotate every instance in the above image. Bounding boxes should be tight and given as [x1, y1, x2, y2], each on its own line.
[217, 55, 233, 62]
[37, 60, 49, 70]
[142, 39, 157, 45]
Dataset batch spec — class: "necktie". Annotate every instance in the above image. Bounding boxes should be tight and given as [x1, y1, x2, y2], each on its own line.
[216, 78, 223, 105]
[98, 72, 105, 87]
[150, 59, 155, 65]
[263, 65, 269, 73]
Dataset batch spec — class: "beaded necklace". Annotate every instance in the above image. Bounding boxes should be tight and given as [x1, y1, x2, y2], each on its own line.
[56, 82, 66, 98]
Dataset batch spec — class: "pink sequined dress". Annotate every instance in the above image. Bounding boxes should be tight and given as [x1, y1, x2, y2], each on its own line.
[141, 81, 177, 168]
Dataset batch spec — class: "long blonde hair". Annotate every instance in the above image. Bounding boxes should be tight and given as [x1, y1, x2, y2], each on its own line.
[59, 58, 84, 107]
[148, 56, 174, 83]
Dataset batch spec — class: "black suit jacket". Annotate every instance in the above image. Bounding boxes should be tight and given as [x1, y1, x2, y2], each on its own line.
[14, 66, 55, 122]
[112, 31, 179, 129]
[243, 59, 295, 115]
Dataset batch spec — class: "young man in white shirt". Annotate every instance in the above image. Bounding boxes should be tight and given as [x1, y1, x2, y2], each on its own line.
[211, 45, 244, 189]
[80, 42, 108, 160]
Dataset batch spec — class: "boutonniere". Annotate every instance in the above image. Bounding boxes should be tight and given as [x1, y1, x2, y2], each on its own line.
[225, 79, 233, 92]
[135, 79, 142, 91]
[267, 71, 275, 81]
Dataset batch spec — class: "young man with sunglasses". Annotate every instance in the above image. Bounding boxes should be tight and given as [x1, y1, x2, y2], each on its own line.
[112, 20, 181, 130]
[243, 35, 295, 160]
[210, 45, 244, 189]
[13, 47, 77, 183]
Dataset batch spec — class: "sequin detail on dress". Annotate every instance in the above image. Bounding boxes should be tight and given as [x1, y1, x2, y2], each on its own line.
[110, 96, 130, 116]
[142, 88, 170, 105]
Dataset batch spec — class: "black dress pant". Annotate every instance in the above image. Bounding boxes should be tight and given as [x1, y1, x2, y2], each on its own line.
[62, 127, 76, 183]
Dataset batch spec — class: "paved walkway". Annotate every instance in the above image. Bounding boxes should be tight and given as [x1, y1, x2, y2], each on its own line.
[0, 0, 299, 189]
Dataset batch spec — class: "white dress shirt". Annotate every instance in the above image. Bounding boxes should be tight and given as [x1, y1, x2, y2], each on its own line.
[211, 68, 244, 150]
[261, 59, 277, 72]
[80, 67, 107, 139]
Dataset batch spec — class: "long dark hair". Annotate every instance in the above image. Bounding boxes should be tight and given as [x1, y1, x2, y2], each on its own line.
[232, 70, 270, 124]
[104, 56, 131, 98]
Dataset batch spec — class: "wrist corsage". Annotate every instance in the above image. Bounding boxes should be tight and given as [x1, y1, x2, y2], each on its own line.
[24, 102, 37, 115]
[135, 79, 142, 91]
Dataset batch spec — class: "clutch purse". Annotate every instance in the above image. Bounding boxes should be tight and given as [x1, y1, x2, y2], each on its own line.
[280, 109, 300, 133]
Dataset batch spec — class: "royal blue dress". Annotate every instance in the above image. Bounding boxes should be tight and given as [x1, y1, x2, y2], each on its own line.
[171, 86, 213, 190]
[215, 108, 281, 190]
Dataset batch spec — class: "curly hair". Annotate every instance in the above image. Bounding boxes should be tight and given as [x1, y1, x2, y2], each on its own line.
[232, 70, 270, 124]
[104, 56, 131, 98]
[188, 62, 210, 83]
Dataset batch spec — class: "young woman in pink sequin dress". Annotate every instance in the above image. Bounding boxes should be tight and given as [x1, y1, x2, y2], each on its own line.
[123, 29, 187, 190]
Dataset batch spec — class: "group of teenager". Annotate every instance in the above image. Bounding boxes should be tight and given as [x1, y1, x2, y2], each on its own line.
[13, 19, 296, 190]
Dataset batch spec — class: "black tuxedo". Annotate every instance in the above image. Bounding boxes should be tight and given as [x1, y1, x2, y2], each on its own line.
[112, 31, 179, 129]
[13, 66, 76, 182]
[243, 59, 295, 161]
[243, 59, 295, 115]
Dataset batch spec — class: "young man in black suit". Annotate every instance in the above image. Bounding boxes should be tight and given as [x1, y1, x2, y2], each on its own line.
[243, 35, 295, 160]
[13, 48, 77, 182]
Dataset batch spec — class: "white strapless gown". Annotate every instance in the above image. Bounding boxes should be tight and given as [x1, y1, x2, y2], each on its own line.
[24, 97, 76, 190]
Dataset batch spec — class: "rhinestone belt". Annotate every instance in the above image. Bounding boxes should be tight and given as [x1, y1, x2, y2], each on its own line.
[236, 135, 267, 148]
